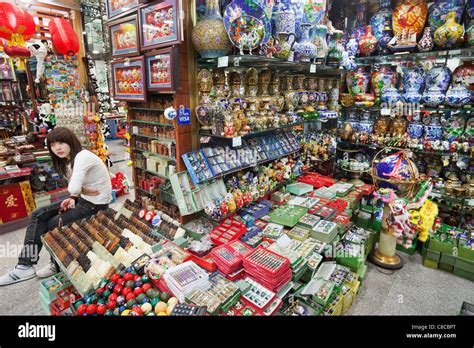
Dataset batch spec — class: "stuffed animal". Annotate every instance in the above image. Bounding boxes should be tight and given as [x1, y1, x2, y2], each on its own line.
[28, 40, 49, 83]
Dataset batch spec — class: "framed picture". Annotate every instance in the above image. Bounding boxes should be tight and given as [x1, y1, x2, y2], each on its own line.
[139, 0, 182, 51]
[145, 47, 177, 91]
[108, 14, 140, 57]
[111, 56, 147, 102]
[105, 0, 140, 20]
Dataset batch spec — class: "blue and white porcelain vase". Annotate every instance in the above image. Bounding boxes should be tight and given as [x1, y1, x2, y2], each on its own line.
[381, 87, 401, 105]
[424, 115, 444, 140]
[359, 111, 374, 133]
[402, 66, 425, 93]
[346, 34, 359, 57]
[446, 84, 472, 107]
[273, 10, 296, 34]
[407, 122, 424, 138]
[422, 86, 445, 107]
[402, 87, 423, 103]
[370, 0, 393, 41]
[425, 66, 452, 93]
[294, 23, 317, 62]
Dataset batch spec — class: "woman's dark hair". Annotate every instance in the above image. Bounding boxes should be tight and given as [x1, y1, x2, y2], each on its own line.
[46, 127, 82, 178]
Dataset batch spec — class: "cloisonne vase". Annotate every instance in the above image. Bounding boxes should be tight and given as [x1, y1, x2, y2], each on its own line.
[393, 0, 427, 39]
[424, 115, 443, 141]
[446, 84, 472, 107]
[346, 66, 370, 97]
[417, 27, 434, 52]
[428, 0, 465, 33]
[294, 23, 317, 62]
[433, 11, 464, 48]
[424, 65, 452, 94]
[345, 33, 359, 57]
[453, 61, 474, 101]
[273, 10, 296, 34]
[192, 0, 232, 59]
[422, 87, 445, 107]
[352, 0, 368, 41]
[370, 0, 393, 41]
[358, 25, 378, 56]
[371, 64, 397, 101]
[402, 66, 425, 93]
[311, 24, 329, 62]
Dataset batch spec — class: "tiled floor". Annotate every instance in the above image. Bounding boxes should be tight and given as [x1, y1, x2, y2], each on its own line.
[1, 140, 472, 315]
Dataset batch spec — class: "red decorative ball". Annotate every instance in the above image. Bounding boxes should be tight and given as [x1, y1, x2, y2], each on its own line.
[113, 285, 123, 294]
[125, 293, 135, 301]
[96, 287, 105, 297]
[123, 273, 133, 281]
[110, 273, 121, 283]
[130, 307, 142, 316]
[142, 283, 152, 292]
[122, 287, 132, 296]
[133, 275, 141, 282]
[77, 304, 87, 316]
[107, 300, 117, 310]
[117, 279, 126, 287]
[96, 304, 107, 315]
[108, 293, 118, 302]
[86, 304, 97, 315]
[133, 287, 143, 296]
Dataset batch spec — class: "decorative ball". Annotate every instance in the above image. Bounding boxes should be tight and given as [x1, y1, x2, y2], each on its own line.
[86, 304, 97, 315]
[141, 303, 153, 315]
[116, 295, 125, 305]
[96, 304, 107, 315]
[125, 293, 136, 302]
[375, 153, 419, 192]
[123, 273, 133, 282]
[133, 287, 143, 296]
[122, 287, 132, 297]
[110, 273, 121, 283]
[117, 278, 126, 287]
[142, 283, 152, 293]
[134, 280, 143, 288]
[113, 285, 123, 294]
[76, 304, 87, 316]
[107, 300, 117, 310]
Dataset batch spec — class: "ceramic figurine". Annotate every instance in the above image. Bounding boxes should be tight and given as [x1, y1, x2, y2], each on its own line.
[293, 23, 317, 62]
[433, 11, 464, 48]
[390, 114, 408, 135]
[273, 32, 296, 60]
[358, 25, 378, 56]
[417, 27, 434, 52]
[446, 84, 472, 107]
[192, 0, 232, 59]
[422, 87, 445, 107]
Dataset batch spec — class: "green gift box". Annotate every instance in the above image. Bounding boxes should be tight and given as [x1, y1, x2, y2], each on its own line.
[426, 249, 441, 262]
[440, 253, 458, 266]
[453, 267, 474, 281]
[428, 238, 455, 255]
[458, 245, 474, 262]
[438, 262, 454, 273]
[454, 257, 474, 273]
[423, 258, 438, 269]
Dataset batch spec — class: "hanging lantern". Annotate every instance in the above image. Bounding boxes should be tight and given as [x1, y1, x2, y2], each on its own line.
[48, 18, 79, 56]
[0, 3, 36, 45]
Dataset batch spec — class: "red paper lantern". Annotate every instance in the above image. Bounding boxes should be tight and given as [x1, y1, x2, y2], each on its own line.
[0, 3, 36, 42]
[48, 18, 79, 56]
[3, 45, 30, 58]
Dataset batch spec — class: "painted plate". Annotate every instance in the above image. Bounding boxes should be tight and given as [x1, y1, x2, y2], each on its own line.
[224, 0, 271, 50]
[303, 0, 326, 25]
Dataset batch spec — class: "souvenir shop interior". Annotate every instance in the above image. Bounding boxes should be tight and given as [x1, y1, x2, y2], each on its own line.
[0, 0, 473, 317]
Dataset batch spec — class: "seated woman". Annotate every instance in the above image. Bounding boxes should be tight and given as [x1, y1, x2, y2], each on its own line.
[0, 127, 112, 285]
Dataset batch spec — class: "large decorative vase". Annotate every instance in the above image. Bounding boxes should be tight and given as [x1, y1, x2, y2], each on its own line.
[273, 32, 296, 60]
[359, 111, 374, 133]
[346, 66, 370, 97]
[345, 34, 359, 57]
[453, 61, 474, 100]
[371, 64, 397, 100]
[392, 0, 428, 39]
[192, 0, 232, 59]
[402, 66, 425, 93]
[370, 0, 393, 41]
[311, 24, 329, 62]
[446, 84, 472, 107]
[358, 25, 378, 56]
[433, 11, 464, 48]
[327, 30, 344, 66]
[422, 87, 445, 107]
[424, 115, 443, 140]
[273, 10, 296, 34]
[428, 0, 465, 33]
[402, 87, 422, 103]
[352, 0, 368, 41]
[293, 23, 317, 62]
[380, 87, 401, 104]
[417, 27, 434, 52]
[425, 66, 452, 93]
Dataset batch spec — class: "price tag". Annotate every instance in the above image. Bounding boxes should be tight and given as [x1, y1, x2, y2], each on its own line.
[39, 176, 46, 182]
[200, 136, 211, 144]
[218, 56, 229, 68]
[233, 57, 241, 67]
[232, 136, 242, 147]
[132, 126, 138, 135]
[310, 64, 317, 73]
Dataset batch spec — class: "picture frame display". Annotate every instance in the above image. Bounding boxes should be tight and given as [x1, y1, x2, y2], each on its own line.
[108, 14, 140, 57]
[139, 0, 182, 51]
[105, 0, 140, 20]
[111, 56, 147, 102]
[145, 47, 176, 91]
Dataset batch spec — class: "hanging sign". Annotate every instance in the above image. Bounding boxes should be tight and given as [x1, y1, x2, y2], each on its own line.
[178, 107, 191, 125]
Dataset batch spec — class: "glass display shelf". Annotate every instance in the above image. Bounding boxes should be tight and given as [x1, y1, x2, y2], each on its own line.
[135, 165, 169, 180]
[129, 107, 165, 112]
[337, 140, 473, 159]
[132, 119, 175, 127]
[134, 147, 176, 162]
[198, 55, 341, 76]
[133, 133, 176, 143]
[354, 47, 474, 64]
[340, 105, 473, 114]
